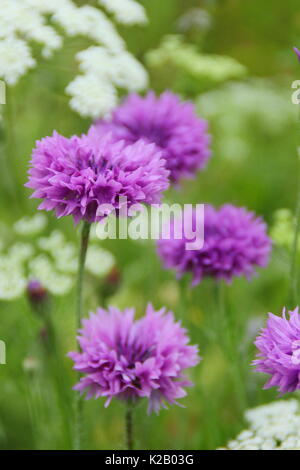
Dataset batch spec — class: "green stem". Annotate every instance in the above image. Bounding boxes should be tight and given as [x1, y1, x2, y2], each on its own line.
[74, 220, 91, 451]
[2, 87, 22, 208]
[289, 104, 300, 306]
[125, 405, 134, 451]
[43, 314, 73, 448]
[214, 281, 225, 342]
[289, 172, 300, 307]
[214, 281, 247, 411]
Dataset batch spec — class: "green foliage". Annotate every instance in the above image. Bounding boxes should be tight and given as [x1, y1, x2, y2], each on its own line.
[146, 35, 247, 94]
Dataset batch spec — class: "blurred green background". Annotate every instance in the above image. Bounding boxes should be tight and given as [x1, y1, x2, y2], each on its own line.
[1, 0, 300, 450]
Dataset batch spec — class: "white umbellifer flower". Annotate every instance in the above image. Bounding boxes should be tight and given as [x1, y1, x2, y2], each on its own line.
[26, 25, 63, 59]
[86, 245, 115, 277]
[29, 254, 74, 296]
[37, 230, 78, 273]
[76, 47, 119, 80]
[43, 274, 74, 296]
[76, 46, 148, 91]
[0, 1, 21, 37]
[8, 243, 34, 265]
[14, 214, 47, 236]
[37, 230, 66, 253]
[146, 35, 246, 85]
[0, 1, 63, 57]
[113, 51, 149, 90]
[198, 80, 295, 162]
[66, 74, 118, 118]
[23, 0, 73, 14]
[53, 243, 77, 274]
[0, 0, 148, 117]
[53, 4, 124, 53]
[0, 219, 117, 299]
[270, 208, 295, 250]
[0, 37, 36, 85]
[221, 400, 300, 450]
[0, 255, 26, 300]
[0, 230, 76, 297]
[98, 0, 147, 25]
[0, 270, 26, 300]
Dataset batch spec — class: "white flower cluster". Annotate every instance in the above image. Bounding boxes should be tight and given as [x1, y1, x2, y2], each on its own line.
[0, 37, 36, 86]
[0, 244, 30, 300]
[146, 35, 247, 87]
[0, 0, 64, 84]
[53, 4, 125, 52]
[197, 79, 295, 162]
[86, 245, 115, 277]
[270, 209, 295, 250]
[221, 400, 300, 450]
[0, 215, 115, 300]
[14, 214, 48, 236]
[98, 0, 147, 25]
[29, 254, 74, 296]
[67, 46, 148, 118]
[0, 0, 148, 116]
[66, 74, 118, 120]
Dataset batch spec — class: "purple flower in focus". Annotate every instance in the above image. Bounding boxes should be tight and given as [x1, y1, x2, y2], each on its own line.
[90, 91, 211, 183]
[253, 307, 300, 394]
[26, 131, 169, 223]
[68, 304, 200, 413]
[157, 204, 271, 286]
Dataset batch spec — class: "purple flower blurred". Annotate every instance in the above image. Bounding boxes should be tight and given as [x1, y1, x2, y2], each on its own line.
[91, 91, 211, 183]
[157, 204, 271, 286]
[293, 47, 300, 62]
[68, 304, 200, 413]
[27, 279, 48, 304]
[26, 131, 169, 223]
[253, 307, 300, 394]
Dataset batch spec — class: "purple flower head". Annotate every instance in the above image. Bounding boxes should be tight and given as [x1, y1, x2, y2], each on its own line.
[26, 131, 169, 223]
[27, 279, 49, 314]
[91, 91, 211, 184]
[157, 204, 271, 286]
[68, 304, 200, 413]
[27, 279, 47, 302]
[253, 307, 300, 394]
[294, 47, 300, 62]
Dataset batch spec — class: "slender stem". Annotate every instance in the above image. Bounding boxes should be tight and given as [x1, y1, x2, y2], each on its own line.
[3, 87, 22, 208]
[74, 220, 91, 451]
[125, 405, 134, 450]
[289, 102, 300, 306]
[76, 221, 91, 332]
[289, 151, 300, 306]
[43, 314, 74, 448]
[214, 281, 247, 411]
[214, 281, 225, 342]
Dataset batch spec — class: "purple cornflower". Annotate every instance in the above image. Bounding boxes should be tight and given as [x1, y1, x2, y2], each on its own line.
[25, 131, 169, 223]
[68, 304, 200, 413]
[27, 279, 50, 316]
[157, 204, 271, 286]
[91, 91, 211, 183]
[27, 279, 48, 304]
[253, 307, 300, 394]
